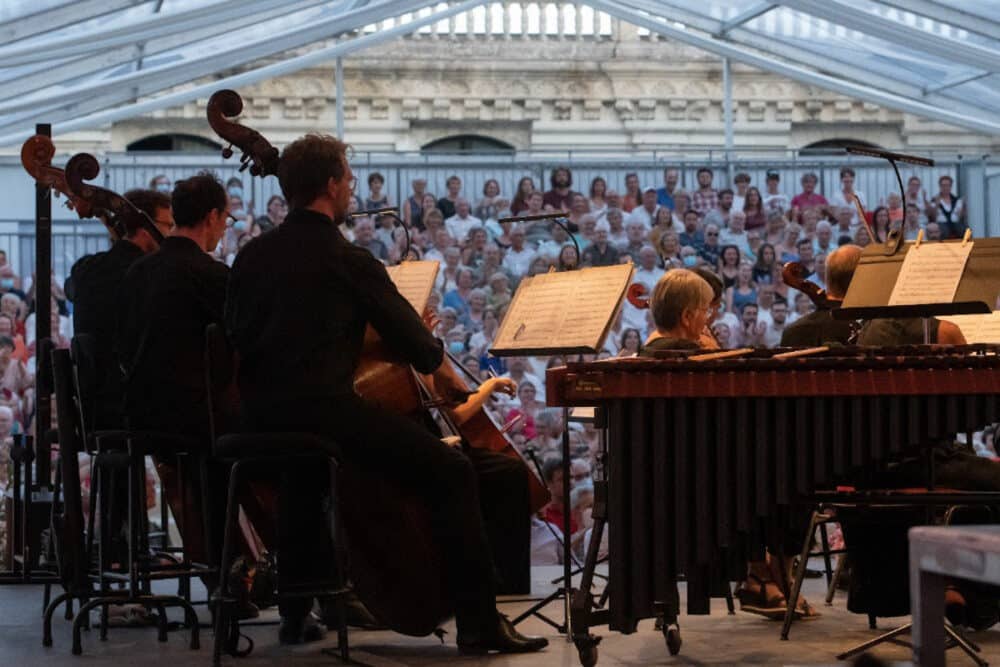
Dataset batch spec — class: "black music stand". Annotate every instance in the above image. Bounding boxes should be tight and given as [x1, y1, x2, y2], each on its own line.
[835, 238, 1000, 331]
[489, 263, 632, 644]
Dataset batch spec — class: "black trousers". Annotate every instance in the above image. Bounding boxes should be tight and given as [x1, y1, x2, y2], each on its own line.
[464, 447, 532, 595]
[253, 395, 498, 635]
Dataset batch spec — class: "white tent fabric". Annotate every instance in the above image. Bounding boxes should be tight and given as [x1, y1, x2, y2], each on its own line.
[0, 0, 998, 147]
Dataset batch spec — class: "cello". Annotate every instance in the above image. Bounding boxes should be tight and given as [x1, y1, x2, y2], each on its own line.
[206, 89, 478, 637]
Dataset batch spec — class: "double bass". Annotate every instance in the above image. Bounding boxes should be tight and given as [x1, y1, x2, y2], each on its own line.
[207, 89, 546, 636]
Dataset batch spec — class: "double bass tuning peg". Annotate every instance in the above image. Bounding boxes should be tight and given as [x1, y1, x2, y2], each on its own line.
[222, 145, 234, 159]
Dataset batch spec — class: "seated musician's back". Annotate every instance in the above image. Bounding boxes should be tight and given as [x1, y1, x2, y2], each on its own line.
[225, 134, 547, 653]
[117, 173, 229, 438]
[780, 244, 861, 347]
[67, 189, 172, 429]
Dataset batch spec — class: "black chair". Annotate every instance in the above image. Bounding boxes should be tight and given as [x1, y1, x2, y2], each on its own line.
[203, 323, 350, 665]
[42, 339, 205, 655]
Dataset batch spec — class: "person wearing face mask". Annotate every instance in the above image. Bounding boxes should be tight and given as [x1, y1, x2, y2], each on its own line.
[149, 174, 172, 194]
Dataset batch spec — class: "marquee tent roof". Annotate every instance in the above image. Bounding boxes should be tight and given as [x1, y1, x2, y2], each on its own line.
[1, 0, 999, 147]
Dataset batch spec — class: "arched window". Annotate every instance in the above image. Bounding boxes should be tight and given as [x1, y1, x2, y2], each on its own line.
[127, 133, 223, 152]
[800, 138, 880, 156]
[421, 134, 514, 153]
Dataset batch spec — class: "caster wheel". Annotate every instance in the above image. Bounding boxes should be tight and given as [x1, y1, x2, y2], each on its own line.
[664, 624, 682, 655]
[577, 644, 598, 667]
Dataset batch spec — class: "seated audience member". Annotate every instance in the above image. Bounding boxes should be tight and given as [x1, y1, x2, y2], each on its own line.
[543, 167, 578, 212]
[790, 172, 828, 222]
[625, 187, 662, 229]
[474, 179, 508, 222]
[445, 197, 483, 243]
[352, 217, 389, 262]
[437, 174, 463, 219]
[582, 221, 618, 267]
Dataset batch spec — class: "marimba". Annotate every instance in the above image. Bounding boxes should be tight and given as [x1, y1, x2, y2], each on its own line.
[546, 345, 1000, 665]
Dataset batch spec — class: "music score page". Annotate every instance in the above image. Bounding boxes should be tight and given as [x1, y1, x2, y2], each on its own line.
[888, 241, 973, 307]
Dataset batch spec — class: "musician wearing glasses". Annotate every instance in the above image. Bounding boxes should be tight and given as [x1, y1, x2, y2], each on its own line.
[225, 134, 547, 653]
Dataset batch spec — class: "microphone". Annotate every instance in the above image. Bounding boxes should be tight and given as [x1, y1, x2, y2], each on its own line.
[349, 206, 398, 219]
[844, 145, 934, 167]
[498, 211, 568, 223]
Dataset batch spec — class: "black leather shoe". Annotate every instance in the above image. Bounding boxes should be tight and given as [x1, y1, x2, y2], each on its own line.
[457, 613, 548, 655]
[279, 613, 327, 645]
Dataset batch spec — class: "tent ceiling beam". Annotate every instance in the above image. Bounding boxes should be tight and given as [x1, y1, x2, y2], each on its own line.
[776, 0, 1000, 73]
[871, 0, 1000, 42]
[0, 0, 151, 44]
[0, 0, 484, 148]
[0, 0, 425, 118]
[587, 0, 1000, 135]
[716, 2, 776, 36]
[624, 0, 1000, 118]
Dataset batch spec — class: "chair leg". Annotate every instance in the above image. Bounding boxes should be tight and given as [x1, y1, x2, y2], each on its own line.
[826, 554, 846, 606]
[212, 461, 244, 666]
[781, 510, 819, 640]
[817, 520, 834, 587]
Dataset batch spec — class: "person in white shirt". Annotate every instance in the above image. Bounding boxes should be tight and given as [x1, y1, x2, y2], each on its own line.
[731, 172, 751, 214]
[536, 223, 574, 262]
[762, 171, 789, 215]
[622, 246, 665, 332]
[606, 208, 628, 248]
[719, 211, 754, 259]
[501, 224, 536, 278]
[625, 187, 661, 229]
[444, 197, 483, 243]
[826, 167, 866, 225]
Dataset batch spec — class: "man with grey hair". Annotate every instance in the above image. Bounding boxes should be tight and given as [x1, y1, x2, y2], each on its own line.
[625, 187, 661, 229]
[445, 197, 482, 243]
[582, 220, 618, 267]
[352, 217, 389, 262]
[501, 225, 535, 278]
[813, 220, 835, 256]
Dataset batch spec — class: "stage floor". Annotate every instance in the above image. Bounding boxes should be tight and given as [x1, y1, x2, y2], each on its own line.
[2, 565, 998, 666]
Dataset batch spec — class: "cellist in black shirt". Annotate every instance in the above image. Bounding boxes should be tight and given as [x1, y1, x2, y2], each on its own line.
[225, 134, 547, 654]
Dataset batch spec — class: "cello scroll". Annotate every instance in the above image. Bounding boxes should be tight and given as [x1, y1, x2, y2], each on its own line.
[781, 261, 830, 309]
[207, 89, 280, 177]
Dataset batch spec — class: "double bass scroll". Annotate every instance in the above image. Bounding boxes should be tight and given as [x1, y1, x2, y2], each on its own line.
[20, 135, 93, 220]
[207, 89, 280, 177]
[63, 153, 165, 246]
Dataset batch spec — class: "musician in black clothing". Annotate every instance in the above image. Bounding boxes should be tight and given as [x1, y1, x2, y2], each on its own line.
[65, 189, 173, 428]
[780, 244, 861, 347]
[225, 134, 547, 653]
[116, 173, 229, 565]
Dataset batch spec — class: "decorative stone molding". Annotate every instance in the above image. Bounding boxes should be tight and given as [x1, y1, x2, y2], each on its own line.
[776, 101, 794, 122]
[495, 98, 512, 120]
[432, 98, 451, 120]
[371, 98, 390, 120]
[524, 99, 543, 120]
[747, 100, 766, 122]
[463, 99, 481, 120]
[283, 97, 303, 119]
[637, 99, 656, 121]
[582, 100, 602, 121]
[614, 99, 635, 120]
[554, 100, 573, 120]
[668, 99, 687, 121]
[401, 98, 420, 120]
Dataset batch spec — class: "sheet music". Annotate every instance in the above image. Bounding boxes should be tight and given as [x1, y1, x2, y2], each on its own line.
[888, 241, 974, 307]
[492, 264, 634, 354]
[385, 260, 440, 314]
[941, 311, 1000, 344]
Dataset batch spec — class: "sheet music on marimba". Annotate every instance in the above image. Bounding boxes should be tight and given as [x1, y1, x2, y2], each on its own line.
[941, 311, 1000, 344]
[490, 264, 634, 356]
[385, 260, 440, 314]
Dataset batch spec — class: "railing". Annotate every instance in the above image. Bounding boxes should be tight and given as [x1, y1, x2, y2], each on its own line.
[1, 149, 996, 280]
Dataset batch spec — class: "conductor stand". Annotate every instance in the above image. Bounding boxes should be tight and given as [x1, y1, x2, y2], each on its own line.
[489, 219, 632, 665]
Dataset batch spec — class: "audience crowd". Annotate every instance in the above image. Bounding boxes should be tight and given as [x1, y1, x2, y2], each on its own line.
[0, 165, 971, 566]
